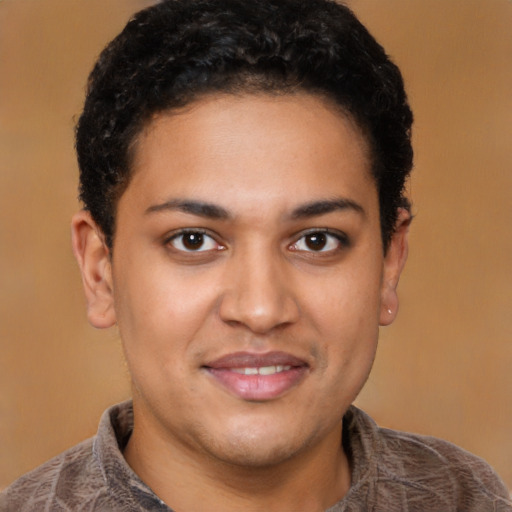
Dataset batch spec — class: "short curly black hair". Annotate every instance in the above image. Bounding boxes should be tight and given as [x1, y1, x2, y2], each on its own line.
[76, 0, 413, 250]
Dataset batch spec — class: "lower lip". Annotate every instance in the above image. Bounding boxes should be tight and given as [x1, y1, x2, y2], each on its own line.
[205, 367, 308, 401]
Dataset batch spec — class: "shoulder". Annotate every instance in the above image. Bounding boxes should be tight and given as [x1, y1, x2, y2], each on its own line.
[345, 407, 512, 511]
[381, 425, 506, 484]
[0, 437, 110, 511]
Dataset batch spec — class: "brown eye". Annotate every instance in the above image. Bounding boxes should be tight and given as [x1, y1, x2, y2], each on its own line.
[169, 231, 221, 252]
[304, 232, 327, 251]
[182, 232, 204, 250]
[290, 230, 348, 253]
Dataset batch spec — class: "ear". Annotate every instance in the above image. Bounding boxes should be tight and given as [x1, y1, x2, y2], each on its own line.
[379, 208, 411, 326]
[71, 210, 116, 328]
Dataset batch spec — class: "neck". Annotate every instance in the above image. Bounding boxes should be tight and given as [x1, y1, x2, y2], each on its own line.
[124, 415, 351, 512]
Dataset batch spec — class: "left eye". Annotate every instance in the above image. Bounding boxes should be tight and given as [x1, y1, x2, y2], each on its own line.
[168, 231, 220, 252]
[291, 231, 345, 252]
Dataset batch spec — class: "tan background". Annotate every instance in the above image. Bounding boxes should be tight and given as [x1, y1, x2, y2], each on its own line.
[0, 0, 510, 491]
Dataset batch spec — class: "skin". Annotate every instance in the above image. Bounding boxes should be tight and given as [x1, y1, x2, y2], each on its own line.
[72, 92, 409, 511]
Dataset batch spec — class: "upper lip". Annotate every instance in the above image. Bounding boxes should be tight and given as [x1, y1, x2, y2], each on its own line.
[204, 351, 308, 369]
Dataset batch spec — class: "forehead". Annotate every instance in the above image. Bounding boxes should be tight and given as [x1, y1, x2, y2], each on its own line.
[124, 92, 376, 218]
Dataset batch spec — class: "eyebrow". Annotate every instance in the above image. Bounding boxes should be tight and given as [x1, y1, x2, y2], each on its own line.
[145, 197, 364, 221]
[289, 198, 365, 219]
[145, 199, 231, 219]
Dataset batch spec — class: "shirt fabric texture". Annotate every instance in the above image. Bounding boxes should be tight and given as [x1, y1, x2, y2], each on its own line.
[1, 401, 510, 511]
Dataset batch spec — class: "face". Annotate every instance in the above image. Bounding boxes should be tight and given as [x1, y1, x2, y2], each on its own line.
[73, 92, 408, 469]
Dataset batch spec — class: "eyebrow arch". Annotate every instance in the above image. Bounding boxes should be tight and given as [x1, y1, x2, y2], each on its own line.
[290, 198, 365, 219]
[145, 199, 231, 219]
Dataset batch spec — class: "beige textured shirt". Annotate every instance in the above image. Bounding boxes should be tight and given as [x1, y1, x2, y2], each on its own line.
[1, 401, 510, 511]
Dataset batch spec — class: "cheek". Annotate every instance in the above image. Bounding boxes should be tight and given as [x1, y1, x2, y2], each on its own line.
[305, 261, 382, 380]
[306, 263, 382, 334]
[112, 260, 220, 361]
[113, 268, 221, 410]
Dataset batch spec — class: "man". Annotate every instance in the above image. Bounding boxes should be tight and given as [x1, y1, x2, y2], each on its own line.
[1, 0, 510, 510]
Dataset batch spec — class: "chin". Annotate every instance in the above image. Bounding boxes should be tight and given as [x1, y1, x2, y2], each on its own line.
[211, 438, 302, 469]
[196, 417, 318, 469]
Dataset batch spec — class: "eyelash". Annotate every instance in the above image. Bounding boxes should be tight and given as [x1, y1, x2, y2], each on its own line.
[164, 228, 349, 255]
[165, 229, 224, 253]
[289, 229, 350, 254]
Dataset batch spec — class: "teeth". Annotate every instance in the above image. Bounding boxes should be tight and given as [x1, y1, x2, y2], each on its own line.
[231, 365, 291, 376]
[259, 365, 280, 375]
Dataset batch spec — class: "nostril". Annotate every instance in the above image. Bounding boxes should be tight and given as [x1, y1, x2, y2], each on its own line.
[218, 262, 300, 333]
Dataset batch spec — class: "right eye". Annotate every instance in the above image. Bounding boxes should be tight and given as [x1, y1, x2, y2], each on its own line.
[167, 230, 222, 252]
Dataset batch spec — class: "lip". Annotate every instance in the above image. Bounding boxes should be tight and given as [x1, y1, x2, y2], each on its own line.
[203, 351, 309, 401]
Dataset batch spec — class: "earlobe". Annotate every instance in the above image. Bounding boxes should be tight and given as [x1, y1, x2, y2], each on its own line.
[379, 208, 411, 326]
[71, 210, 116, 329]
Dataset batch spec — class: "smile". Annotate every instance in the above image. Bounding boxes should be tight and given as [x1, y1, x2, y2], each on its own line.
[231, 365, 292, 375]
[204, 352, 308, 401]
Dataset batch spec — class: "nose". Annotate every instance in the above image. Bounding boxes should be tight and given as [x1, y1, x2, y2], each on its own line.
[218, 249, 300, 334]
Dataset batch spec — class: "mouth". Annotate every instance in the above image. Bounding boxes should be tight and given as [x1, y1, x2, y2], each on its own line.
[203, 351, 309, 401]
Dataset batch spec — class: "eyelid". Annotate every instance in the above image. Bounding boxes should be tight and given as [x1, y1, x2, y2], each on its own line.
[289, 228, 350, 253]
[164, 228, 225, 253]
